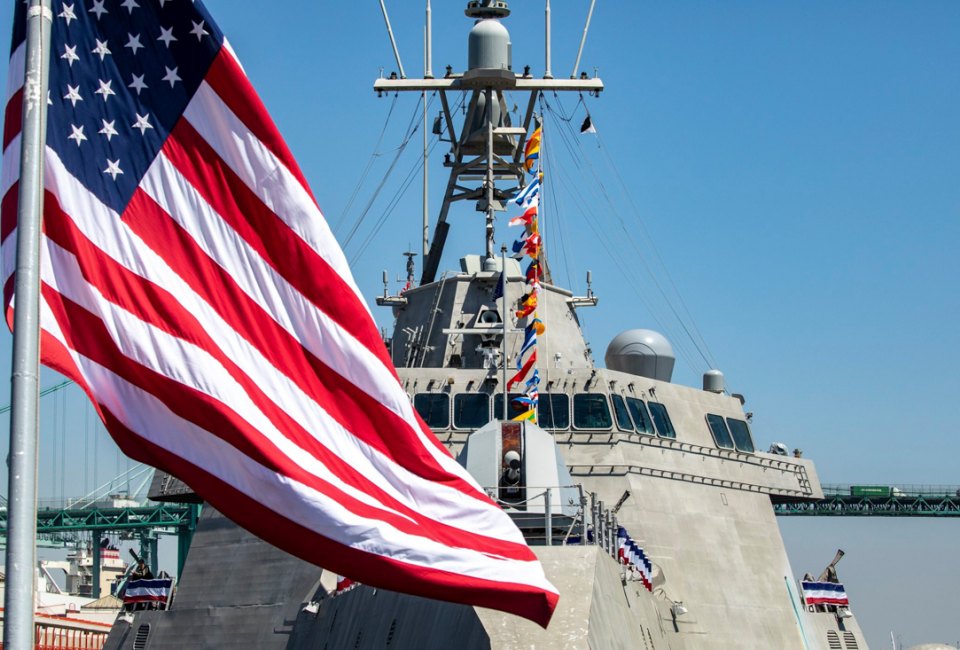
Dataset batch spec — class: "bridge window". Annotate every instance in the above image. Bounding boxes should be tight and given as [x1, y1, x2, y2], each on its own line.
[611, 394, 634, 431]
[625, 397, 655, 435]
[705, 414, 735, 449]
[538, 393, 570, 430]
[453, 393, 490, 430]
[725, 417, 755, 453]
[648, 402, 677, 439]
[573, 393, 613, 429]
[414, 393, 449, 429]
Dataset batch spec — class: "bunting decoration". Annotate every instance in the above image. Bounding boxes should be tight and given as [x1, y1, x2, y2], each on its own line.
[335, 575, 359, 596]
[617, 527, 654, 592]
[523, 127, 542, 174]
[506, 125, 549, 422]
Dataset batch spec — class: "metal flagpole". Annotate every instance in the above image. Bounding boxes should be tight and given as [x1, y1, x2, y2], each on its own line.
[501, 246, 508, 420]
[4, 1, 53, 648]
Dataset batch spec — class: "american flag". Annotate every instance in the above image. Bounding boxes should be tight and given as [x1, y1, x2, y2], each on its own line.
[2, 0, 558, 626]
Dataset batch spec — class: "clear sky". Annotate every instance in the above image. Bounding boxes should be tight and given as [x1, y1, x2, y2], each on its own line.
[1, 1, 958, 648]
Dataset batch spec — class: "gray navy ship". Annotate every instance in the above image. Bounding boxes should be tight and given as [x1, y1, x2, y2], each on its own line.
[104, 2, 869, 648]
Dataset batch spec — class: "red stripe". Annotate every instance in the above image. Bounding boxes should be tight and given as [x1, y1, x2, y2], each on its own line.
[203, 49, 316, 204]
[2, 181, 18, 248]
[95, 408, 557, 628]
[160, 119, 392, 372]
[3, 86, 22, 151]
[804, 597, 849, 605]
[118, 186, 464, 488]
[2, 182, 19, 308]
[39, 197, 529, 558]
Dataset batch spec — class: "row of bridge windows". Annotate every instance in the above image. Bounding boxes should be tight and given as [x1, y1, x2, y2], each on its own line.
[412, 392, 677, 437]
[413, 392, 756, 453]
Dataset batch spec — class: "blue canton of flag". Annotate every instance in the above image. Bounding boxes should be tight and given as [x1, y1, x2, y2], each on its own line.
[33, 0, 223, 213]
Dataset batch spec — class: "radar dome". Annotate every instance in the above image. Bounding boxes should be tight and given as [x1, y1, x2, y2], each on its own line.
[468, 18, 510, 71]
[605, 329, 675, 382]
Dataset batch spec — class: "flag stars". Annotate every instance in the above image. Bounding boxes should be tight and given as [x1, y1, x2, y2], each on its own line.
[88, 0, 107, 19]
[132, 113, 154, 135]
[189, 20, 209, 42]
[103, 159, 124, 180]
[58, 3, 77, 26]
[157, 26, 177, 48]
[125, 33, 144, 55]
[94, 79, 116, 102]
[92, 39, 111, 61]
[99, 119, 118, 141]
[67, 124, 87, 147]
[129, 73, 148, 96]
[61, 44, 79, 67]
[120, 0, 139, 13]
[162, 66, 181, 88]
[63, 84, 83, 107]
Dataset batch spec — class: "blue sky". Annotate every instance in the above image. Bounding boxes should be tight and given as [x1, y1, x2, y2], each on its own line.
[1, 1, 958, 647]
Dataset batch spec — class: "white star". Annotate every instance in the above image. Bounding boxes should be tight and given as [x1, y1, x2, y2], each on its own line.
[60, 43, 79, 67]
[128, 73, 148, 96]
[94, 79, 116, 102]
[92, 39, 111, 61]
[103, 159, 123, 180]
[99, 119, 118, 141]
[189, 20, 209, 42]
[158, 0, 172, 6]
[63, 84, 82, 107]
[132, 113, 154, 135]
[162, 66, 181, 87]
[47, 90, 52, 106]
[88, 0, 107, 20]
[125, 33, 144, 55]
[58, 3, 77, 26]
[67, 124, 87, 146]
[157, 26, 177, 48]
[120, 0, 139, 13]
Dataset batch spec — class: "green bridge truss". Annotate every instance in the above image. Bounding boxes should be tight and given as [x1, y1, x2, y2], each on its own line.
[775, 484, 960, 517]
[0, 503, 201, 588]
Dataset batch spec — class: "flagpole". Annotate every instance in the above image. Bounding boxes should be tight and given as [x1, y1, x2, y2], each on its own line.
[5, 1, 53, 648]
[501, 245, 508, 420]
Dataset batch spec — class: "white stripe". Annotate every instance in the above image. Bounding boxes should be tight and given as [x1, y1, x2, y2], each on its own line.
[181, 82, 368, 316]
[5, 42, 25, 105]
[1, 134, 22, 293]
[39, 148, 519, 542]
[48, 342, 556, 592]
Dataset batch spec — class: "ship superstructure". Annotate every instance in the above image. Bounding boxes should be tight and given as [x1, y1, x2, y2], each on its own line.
[105, 2, 868, 648]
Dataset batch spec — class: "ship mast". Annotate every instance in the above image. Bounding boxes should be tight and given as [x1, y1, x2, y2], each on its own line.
[374, 0, 603, 284]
